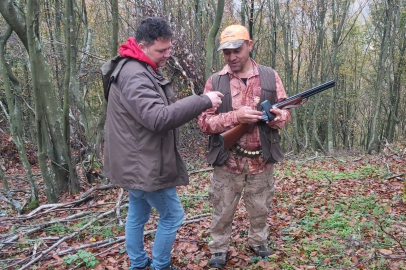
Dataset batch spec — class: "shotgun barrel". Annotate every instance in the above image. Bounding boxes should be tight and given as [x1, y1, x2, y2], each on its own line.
[220, 80, 336, 151]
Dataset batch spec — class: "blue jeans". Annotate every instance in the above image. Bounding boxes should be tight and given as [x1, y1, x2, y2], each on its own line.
[126, 187, 184, 270]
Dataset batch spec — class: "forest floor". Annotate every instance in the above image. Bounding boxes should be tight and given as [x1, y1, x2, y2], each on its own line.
[1, 135, 406, 270]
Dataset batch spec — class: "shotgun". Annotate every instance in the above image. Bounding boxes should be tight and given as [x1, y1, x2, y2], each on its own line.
[220, 80, 336, 151]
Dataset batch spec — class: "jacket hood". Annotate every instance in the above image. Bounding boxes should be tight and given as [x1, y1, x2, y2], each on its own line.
[119, 37, 157, 71]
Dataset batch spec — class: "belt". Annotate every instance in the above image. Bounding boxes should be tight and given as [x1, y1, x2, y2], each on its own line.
[231, 144, 262, 158]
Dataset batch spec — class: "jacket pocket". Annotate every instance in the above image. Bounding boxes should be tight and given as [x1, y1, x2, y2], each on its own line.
[207, 135, 229, 166]
[267, 131, 284, 163]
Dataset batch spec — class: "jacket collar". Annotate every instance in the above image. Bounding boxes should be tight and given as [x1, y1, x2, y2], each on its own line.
[145, 64, 170, 85]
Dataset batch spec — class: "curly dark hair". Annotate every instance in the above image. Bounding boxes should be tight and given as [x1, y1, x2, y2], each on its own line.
[135, 17, 172, 46]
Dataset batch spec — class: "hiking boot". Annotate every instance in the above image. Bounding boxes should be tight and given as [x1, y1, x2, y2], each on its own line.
[131, 257, 152, 270]
[208, 252, 227, 268]
[250, 245, 272, 257]
[151, 263, 177, 270]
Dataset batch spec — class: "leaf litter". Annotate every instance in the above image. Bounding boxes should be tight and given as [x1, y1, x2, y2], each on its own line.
[1, 144, 406, 269]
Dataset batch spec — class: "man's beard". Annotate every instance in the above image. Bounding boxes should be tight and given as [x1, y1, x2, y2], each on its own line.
[230, 64, 242, 73]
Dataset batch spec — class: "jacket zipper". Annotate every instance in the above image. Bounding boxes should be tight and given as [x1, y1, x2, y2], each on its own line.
[160, 138, 164, 176]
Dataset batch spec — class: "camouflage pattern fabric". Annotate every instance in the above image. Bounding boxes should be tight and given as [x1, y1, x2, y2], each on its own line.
[208, 163, 275, 253]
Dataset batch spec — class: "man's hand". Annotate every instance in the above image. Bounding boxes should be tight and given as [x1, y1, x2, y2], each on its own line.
[235, 106, 263, 124]
[268, 108, 284, 123]
[205, 91, 224, 108]
[268, 107, 289, 129]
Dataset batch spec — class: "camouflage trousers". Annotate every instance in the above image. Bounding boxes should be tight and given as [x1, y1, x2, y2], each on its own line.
[208, 163, 275, 253]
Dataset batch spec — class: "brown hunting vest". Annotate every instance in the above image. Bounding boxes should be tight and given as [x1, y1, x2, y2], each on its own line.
[209, 64, 284, 165]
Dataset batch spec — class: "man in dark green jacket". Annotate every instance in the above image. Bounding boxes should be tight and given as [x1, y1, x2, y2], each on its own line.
[104, 17, 223, 270]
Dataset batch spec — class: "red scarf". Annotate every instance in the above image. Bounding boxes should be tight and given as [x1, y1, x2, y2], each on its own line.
[118, 37, 157, 71]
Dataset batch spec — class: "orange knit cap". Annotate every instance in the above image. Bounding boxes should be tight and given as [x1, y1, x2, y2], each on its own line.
[218, 25, 250, 51]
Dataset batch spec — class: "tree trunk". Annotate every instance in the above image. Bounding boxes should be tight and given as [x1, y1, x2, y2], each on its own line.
[310, 0, 327, 152]
[94, 0, 119, 160]
[387, 5, 403, 142]
[328, 0, 351, 153]
[27, 0, 79, 199]
[195, 0, 203, 42]
[249, 0, 254, 40]
[0, 2, 29, 51]
[63, 0, 80, 192]
[44, 0, 63, 91]
[25, 0, 58, 202]
[204, 0, 225, 80]
[368, 0, 393, 153]
[241, 0, 247, 26]
[2, 0, 80, 200]
[293, 41, 303, 152]
[0, 25, 39, 210]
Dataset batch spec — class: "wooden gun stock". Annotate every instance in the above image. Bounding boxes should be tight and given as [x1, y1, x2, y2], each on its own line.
[221, 123, 255, 150]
